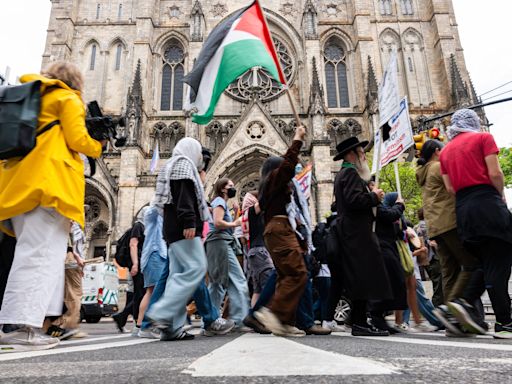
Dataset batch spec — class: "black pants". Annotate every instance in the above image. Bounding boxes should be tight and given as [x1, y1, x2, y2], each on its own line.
[351, 300, 368, 327]
[114, 291, 134, 327]
[463, 239, 512, 325]
[425, 255, 444, 307]
[0, 235, 16, 310]
[132, 272, 145, 324]
[326, 264, 345, 322]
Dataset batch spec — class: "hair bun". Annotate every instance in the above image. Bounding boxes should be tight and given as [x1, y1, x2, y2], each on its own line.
[417, 157, 427, 166]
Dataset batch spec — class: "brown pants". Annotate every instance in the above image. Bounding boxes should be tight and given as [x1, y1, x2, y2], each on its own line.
[434, 229, 479, 302]
[53, 263, 83, 329]
[264, 217, 308, 325]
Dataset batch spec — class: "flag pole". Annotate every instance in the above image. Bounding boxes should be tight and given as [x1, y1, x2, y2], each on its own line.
[256, 0, 302, 127]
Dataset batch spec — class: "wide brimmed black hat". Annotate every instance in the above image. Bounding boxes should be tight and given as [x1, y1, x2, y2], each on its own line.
[333, 137, 369, 161]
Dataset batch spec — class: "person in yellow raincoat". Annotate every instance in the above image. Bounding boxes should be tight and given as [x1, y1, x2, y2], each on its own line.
[0, 61, 104, 351]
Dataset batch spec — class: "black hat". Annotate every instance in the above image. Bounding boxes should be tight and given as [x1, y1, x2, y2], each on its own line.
[333, 137, 369, 161]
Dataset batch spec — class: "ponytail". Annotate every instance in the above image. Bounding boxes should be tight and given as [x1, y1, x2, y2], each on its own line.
[418, 140, 444, 166]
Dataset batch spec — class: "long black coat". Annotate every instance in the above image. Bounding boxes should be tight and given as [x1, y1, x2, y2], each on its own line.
[334, 167, 392, 301]
[369, 203, 408, 312]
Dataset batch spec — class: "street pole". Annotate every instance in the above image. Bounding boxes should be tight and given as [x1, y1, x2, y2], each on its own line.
[418, 96, 512, 130]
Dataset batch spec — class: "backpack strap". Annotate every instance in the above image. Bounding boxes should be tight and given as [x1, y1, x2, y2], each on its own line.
[35, 86, 62, 137]
[36, 120, 60, 137]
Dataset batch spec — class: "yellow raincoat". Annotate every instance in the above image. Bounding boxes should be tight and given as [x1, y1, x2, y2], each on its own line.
[0, 74, 102, 235]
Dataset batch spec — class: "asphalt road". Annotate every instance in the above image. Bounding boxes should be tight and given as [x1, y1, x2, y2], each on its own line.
[1, 319, 511, 384]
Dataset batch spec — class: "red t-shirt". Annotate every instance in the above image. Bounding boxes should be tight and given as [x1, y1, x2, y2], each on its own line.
[440, 132, 499, 193]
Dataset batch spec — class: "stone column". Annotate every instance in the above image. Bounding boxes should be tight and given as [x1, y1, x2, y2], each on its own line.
[117, 147, 143, 234]
[311, 140, 334, 222]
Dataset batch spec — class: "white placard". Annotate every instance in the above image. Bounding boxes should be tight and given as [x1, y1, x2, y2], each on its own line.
[378, 52, 400, 127]
[373, 97, 414, 171]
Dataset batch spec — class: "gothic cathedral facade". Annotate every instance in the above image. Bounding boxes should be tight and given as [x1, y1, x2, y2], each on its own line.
[42, 0, 478, 258]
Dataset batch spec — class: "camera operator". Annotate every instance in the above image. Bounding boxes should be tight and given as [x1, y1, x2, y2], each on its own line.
[0, 61, 106, 351]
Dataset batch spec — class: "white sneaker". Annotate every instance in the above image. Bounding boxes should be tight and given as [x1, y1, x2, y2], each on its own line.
[410, 321, 438, 333]
[322, 320, 347, 332]
[138, 329, 160, 339]
[273, 325, 306, 338]
[0, 327, 59, 352]
[131, 327, 140, 337]
[254, 307, 285, 334]
[393, 323, 410, 333]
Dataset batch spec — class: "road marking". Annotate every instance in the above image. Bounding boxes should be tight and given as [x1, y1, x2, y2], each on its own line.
[0, 337, 158, 361]
[61, 334, 130, 345]
[401, 331, 494, 339]
[333, 333, 512, 351]
[183, 333, 399, 377]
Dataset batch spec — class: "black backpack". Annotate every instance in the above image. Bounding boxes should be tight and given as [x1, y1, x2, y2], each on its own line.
[0, 81, 60, 159]
[114, 228, 133, 268]
[325, 217, 342, 268]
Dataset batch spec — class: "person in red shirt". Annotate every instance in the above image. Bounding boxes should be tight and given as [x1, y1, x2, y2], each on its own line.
[439, 108, 512, 339]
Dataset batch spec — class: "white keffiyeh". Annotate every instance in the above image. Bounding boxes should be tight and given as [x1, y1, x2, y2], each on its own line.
[153, 137, 210, 222]
[447, 108, 481, 140]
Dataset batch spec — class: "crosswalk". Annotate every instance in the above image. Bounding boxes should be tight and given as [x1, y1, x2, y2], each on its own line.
[0, 328, 511, 378]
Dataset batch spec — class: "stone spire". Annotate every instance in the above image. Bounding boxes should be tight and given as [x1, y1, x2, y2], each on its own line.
[366, 56, 378, 110]
[131, 59, 142, 99]
[468, 76, 480, 104]
[450, 54, 470, 107]
[309, 57, 325, 115]
[125, 59, 144, 145]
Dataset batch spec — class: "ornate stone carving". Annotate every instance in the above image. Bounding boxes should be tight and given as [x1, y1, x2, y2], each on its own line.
[240, 179, 260, 198]
[225, 37, 294, 103]
[327, 119, 362, 150]
[85, 196, 101, 222]
[91, 221, 109, 239]
[191, 1, 203, 41]
[321, 1, 341, 18]
[345, 118, 362, 136]
[206, 120, 229, 153]
[151, 121, 185, 154]
[246, 121, 266, 141]
[211, 2, 228, 18]
[279, 2, 297, 17]
[303, 0, 318, 39]
[169, 5, 180, 19]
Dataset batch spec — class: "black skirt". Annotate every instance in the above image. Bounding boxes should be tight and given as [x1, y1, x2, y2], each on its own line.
[456, 185, 512, 246]
[368, 240, 408, 312]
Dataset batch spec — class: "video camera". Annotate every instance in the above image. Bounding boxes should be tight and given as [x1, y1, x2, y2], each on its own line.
[86, 101, 127, 149]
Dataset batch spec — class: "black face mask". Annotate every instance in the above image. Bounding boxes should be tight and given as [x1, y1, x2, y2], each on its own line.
[227, 187, 237, 198]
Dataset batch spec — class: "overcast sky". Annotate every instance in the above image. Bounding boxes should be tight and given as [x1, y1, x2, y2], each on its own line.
[0, 1, 511, 147]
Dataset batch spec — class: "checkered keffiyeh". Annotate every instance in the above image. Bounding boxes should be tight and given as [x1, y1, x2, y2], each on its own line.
[153, 156, 210, 222]
[447, 109, 481, 140]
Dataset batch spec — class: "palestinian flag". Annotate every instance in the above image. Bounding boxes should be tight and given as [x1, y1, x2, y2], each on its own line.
[184, 0, 286, 125]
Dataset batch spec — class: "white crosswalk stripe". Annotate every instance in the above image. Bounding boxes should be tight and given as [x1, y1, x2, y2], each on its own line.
[183, 333, 399, 376]
[333, 332, 512, 351]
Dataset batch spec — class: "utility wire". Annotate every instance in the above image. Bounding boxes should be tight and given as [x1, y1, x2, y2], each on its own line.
[482, 88, 512, 102]
[479, 80, 512, 97]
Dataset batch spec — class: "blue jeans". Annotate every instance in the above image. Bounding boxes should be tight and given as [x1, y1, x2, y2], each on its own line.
[313, 277, 331, 322]
[296, 276, 315, 329]
[146, 238, 207, 334]
[142, 251, 219, 331]
[208, 245, 250, 325]
[403, 279, 443, 328]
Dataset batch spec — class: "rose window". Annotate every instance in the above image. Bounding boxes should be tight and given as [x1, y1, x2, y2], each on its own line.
[225, 37, 294, 103]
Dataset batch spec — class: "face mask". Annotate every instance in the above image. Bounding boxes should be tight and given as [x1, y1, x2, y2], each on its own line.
[227, 187, 237, 198]
[295, 164, 303, 175]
